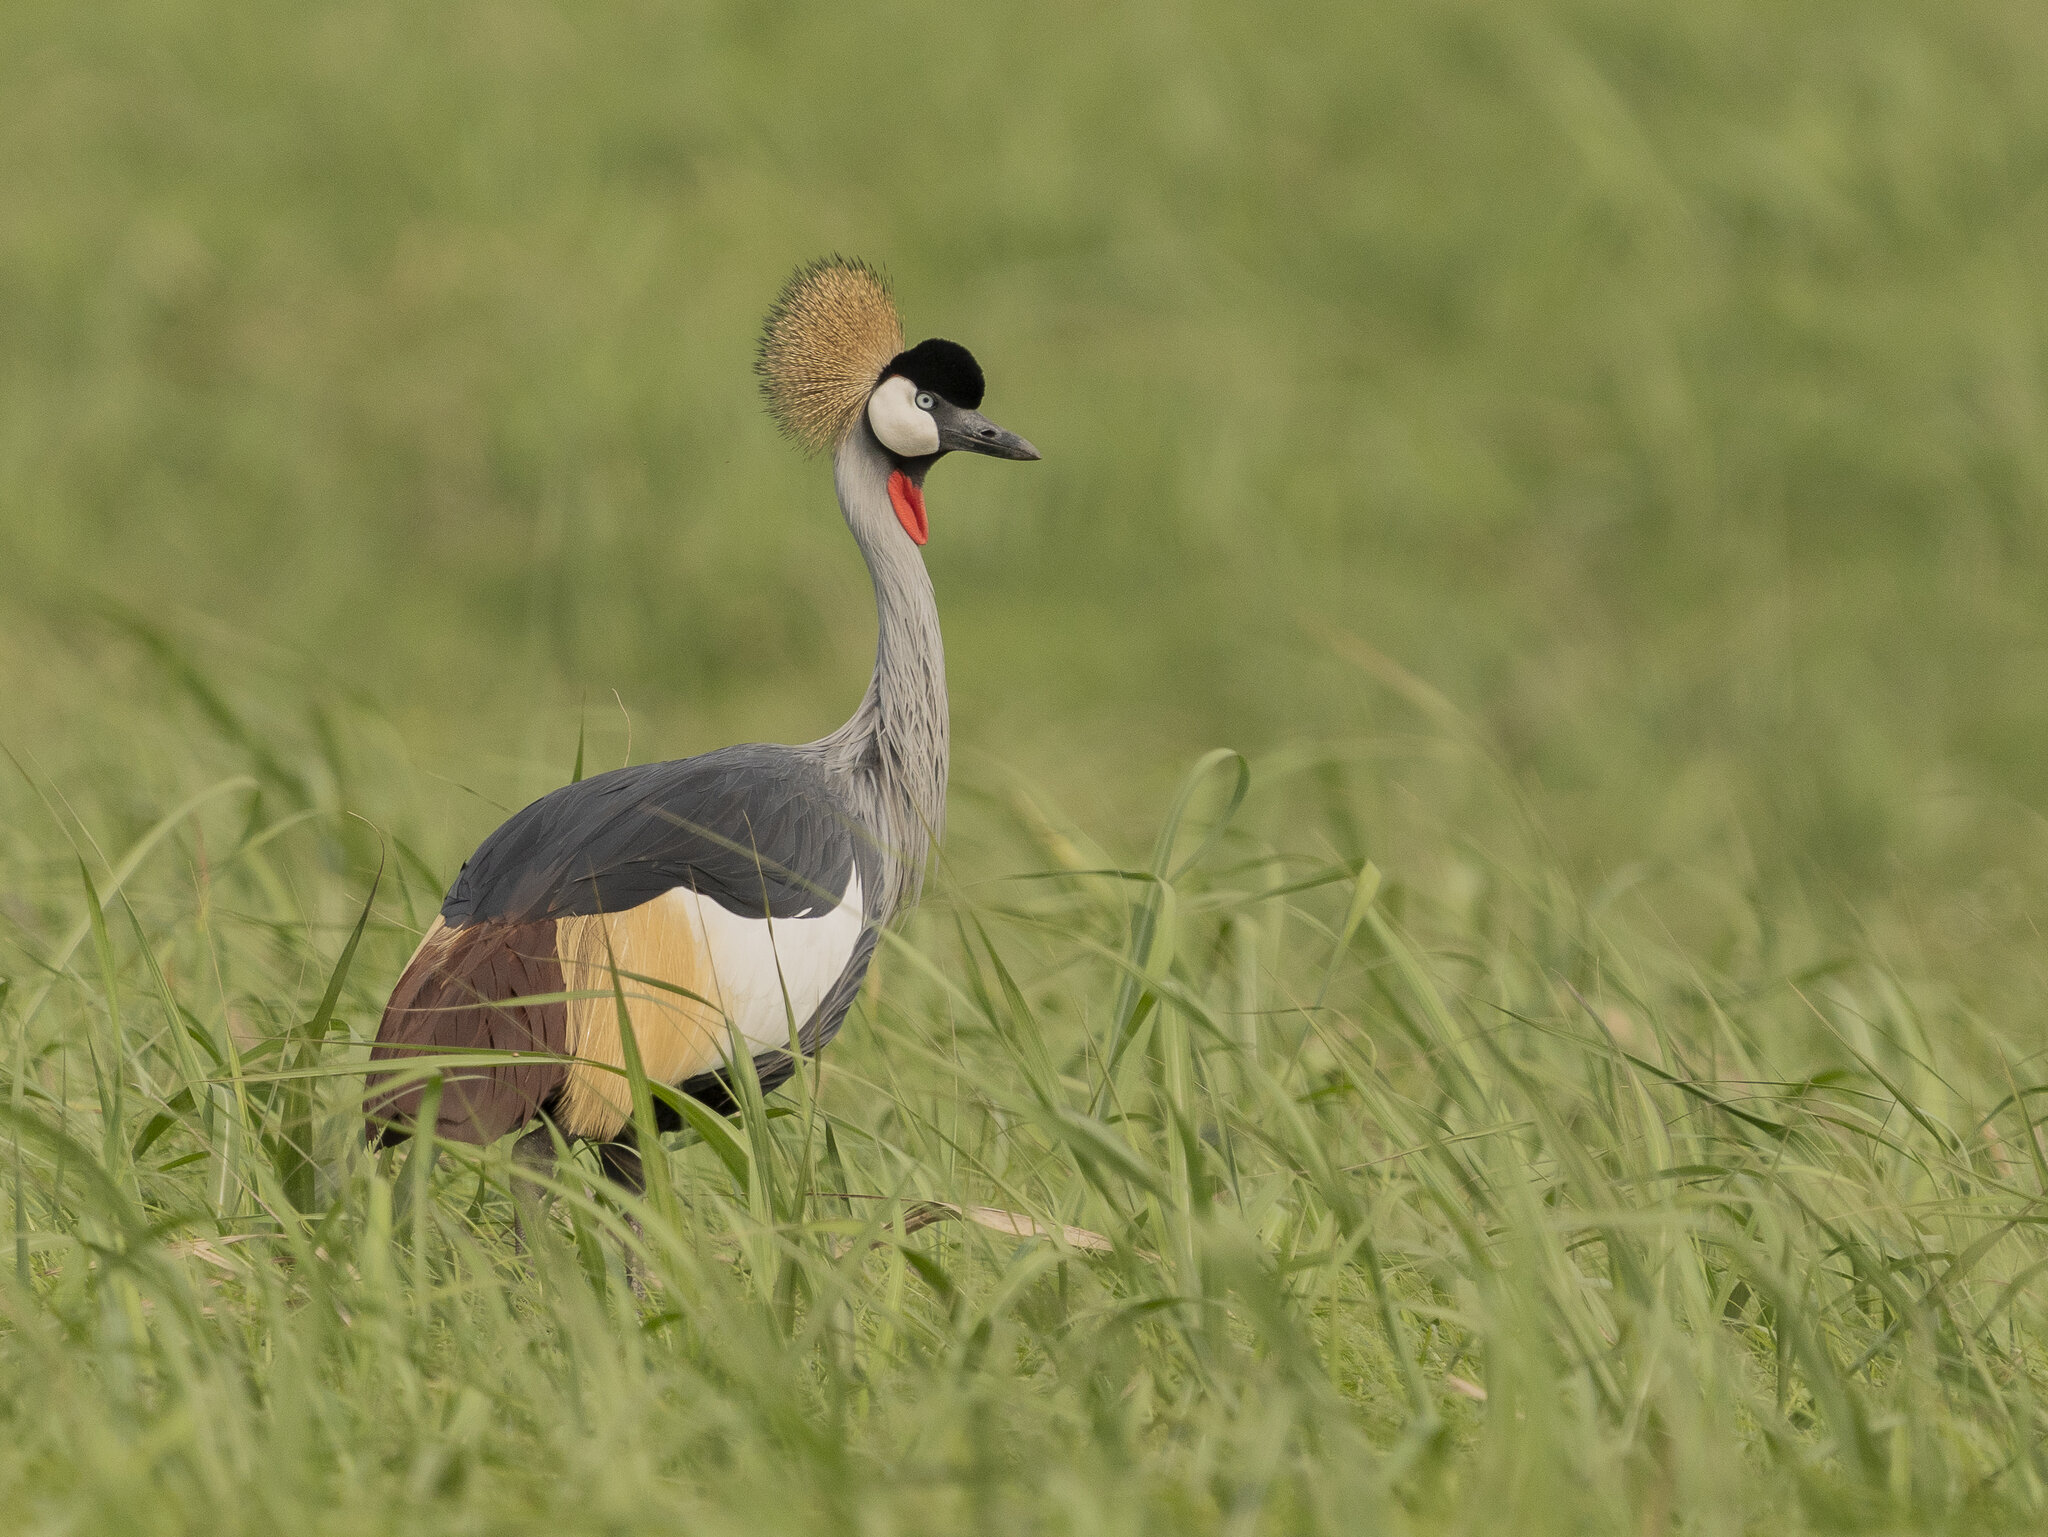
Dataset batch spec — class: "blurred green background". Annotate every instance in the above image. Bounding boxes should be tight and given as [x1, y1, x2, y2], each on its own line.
[3, 0, 2044, 990]
[10, 6, 2048, 1529]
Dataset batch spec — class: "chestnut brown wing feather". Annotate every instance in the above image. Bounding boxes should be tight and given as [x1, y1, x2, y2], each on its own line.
[364, 920, 569, 1146]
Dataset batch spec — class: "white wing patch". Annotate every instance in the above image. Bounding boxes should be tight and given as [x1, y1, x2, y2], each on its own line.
[676, 865, 866, 1058]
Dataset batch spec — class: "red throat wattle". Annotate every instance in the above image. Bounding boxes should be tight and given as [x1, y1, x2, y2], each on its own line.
[887, 470, 928, 545]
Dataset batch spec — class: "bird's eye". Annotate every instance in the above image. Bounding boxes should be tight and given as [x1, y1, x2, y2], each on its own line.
[914, 391, 934, 411]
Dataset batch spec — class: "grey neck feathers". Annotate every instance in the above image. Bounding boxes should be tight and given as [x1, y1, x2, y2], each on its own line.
[812, 425, 949, 920]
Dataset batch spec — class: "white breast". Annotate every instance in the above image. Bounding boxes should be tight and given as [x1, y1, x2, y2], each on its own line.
[670, 865, 866, 1058]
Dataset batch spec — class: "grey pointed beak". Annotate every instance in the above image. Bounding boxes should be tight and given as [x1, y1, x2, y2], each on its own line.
[937, 407, 1041, 461]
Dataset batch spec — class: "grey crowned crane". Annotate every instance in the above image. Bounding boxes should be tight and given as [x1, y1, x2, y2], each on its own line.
[363, 257, 1039, 1194]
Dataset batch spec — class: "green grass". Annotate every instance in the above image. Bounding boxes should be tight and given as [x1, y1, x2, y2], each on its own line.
[5, 0, 2048, 1531]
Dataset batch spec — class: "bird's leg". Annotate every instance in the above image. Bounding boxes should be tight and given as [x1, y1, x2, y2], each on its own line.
[597, 1134, 653, 1299]
[509, 1123, 558, 1256]
[597, 1136, 646, 1194]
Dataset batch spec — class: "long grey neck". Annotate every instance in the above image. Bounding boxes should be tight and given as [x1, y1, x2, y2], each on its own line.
[812, 426, 948, 920]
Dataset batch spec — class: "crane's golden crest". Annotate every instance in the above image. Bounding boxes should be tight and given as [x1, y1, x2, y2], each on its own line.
[756, 257, 904, 453]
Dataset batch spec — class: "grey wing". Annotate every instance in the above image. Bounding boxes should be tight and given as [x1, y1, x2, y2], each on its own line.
[440, 745, 872, 925]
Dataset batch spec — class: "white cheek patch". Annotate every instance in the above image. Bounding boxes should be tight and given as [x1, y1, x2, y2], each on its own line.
[867, 374, 939, 457]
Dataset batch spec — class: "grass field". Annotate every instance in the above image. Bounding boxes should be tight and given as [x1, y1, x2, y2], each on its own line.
[5, 1, 2048, 1531]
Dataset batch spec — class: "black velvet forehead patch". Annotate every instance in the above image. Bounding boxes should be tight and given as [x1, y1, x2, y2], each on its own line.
[883, 338, 985, 410]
